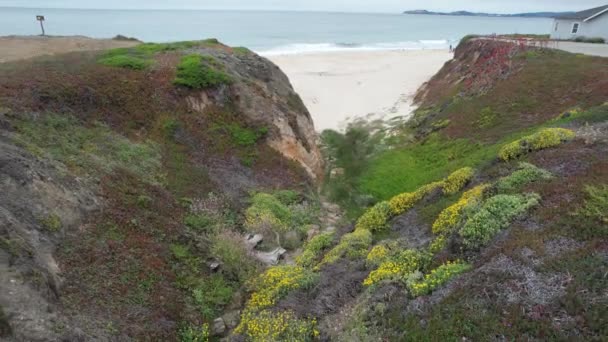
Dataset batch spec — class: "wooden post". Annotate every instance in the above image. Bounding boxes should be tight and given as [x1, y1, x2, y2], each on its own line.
[36, 15, 45, 36]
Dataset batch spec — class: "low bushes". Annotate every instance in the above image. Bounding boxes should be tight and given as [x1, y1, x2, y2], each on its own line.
[98, 55, 150, 70]
[432, 184, 489, 235]
[192, 275, 234, 319]
[174, 54, 232, 89]
[244, 191, 317, 249]
[236, 310, 318, 341]
[389, 181, 444, 215]
[211, 231, 260, 282]
[179, 323, 210, 342]
[496, 162, 552, 192]
[246, 265, 318, 310]
[366, 244, 391, 267]
[296, 232, 335, 268]
[443, 167, 475, 195]
[363, 250, 427, 287]
[355, 201, 391, 231]
[577, 184, 608, 229]
[460, 193, 540, 248]
[408, 260, 471, 297]
[499, 128, 575, 161]
[319, 229, 373, 266]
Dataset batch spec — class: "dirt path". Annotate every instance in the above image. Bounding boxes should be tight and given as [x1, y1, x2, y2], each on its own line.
[0, 35, 139, 63]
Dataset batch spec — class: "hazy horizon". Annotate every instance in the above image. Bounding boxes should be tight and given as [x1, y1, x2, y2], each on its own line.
[0, 0, 606, 14]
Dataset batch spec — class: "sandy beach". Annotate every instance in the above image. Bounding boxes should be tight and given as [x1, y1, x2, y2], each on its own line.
[268, 49, 452, 131]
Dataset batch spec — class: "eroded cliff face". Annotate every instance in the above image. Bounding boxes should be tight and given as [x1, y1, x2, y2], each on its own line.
[0, 40, 323, 341]
[182, 49, 323, 180]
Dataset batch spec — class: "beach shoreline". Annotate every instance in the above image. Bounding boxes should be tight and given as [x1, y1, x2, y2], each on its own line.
[267, 49, 452, 131]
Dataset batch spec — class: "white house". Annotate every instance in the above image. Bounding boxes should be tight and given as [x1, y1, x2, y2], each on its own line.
[551, 5, 608, 42]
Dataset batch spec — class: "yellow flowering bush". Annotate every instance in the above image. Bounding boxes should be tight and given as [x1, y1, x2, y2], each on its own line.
[318, 229, 372, 267]
[443, 167, 475, 195]
[296, 232, 335, 268]
[432, 184, 489, 235]
[366, 245, 391, 267]
[247, 265, 317, 310]
[408, 260, 471, 297]
[499, 128, 575, 161]
[363, 249, 425, 286]
[355, 201, 391, 232]
[236, 310, 319, 342]
[388, 181, 444, 215]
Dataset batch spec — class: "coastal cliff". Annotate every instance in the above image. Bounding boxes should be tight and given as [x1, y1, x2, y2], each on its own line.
[0, 39, 322, 341]
[1, 37, 607, 341]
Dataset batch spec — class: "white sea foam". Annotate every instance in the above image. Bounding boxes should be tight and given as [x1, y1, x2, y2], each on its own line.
[257, 40, 453, 56]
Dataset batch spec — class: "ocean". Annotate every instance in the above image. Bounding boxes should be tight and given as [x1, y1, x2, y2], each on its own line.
[0, 7, 553, 54]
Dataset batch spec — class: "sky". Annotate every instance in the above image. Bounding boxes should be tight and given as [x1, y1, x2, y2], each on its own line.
[0, 0, 606, 13]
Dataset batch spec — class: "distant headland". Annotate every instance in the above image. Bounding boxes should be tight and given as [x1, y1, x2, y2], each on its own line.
[403, 9, 572, 18]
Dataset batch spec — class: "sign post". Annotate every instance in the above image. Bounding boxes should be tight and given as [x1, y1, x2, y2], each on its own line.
[36, 15, 45, 36]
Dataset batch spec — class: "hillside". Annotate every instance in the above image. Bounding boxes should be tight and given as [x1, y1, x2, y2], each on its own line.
[0, 39, 323, 341]
[1, 37, 607, 341]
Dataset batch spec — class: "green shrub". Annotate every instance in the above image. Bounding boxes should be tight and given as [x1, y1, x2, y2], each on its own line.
[192, 274, 234, 318]
[296, 232, 335, 268]
[443, 167, 475, 195]
[179, 323, 210, 342]
[98, 55, 150, 69]
[409, 260, 471, 297]
[226, 124, 267, 147]
[211, 231, 260, 282]
[363, 249, 427, 286]
[496, 162, 552, 192]
[245, 193, 293, 233]
[475, 107, 497, 128]
[184, 213, 215, 233]
[460, 193, 540, 248]
[273, 190, 301, 205]
[232, 46, 252, 55]
[577, 185, 608, 225]
[319, 229, 373, 266]
[170, 244, 191, 260]
[174, 54, 232, 89]
[40, 213, 61, 232]
[498, 128, 575, 161]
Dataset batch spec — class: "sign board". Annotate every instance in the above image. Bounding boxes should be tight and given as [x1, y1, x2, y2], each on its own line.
[36, 15, 45, 21]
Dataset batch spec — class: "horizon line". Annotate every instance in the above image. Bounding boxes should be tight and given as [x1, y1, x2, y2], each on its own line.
[0, 6, 570, 15]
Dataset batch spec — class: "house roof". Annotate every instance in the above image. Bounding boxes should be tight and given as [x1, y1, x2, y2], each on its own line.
[555, 4, 608, 21]
[555, 5, 608, 21]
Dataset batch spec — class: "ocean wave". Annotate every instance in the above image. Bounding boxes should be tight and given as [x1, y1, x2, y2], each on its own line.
[258, 40, 453, 56]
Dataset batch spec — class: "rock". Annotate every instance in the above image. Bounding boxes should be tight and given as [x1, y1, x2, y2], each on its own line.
[254, 248, 287, 265]
[208, 261, 221, 272]
[330, 168, 345, 179]
[212, 318, 226, 336]
[222, 310, 241, 330]
[245, 234, 263, 250]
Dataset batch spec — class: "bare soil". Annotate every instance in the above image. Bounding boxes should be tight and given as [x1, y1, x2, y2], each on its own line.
[0, 35, 139, 63]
